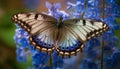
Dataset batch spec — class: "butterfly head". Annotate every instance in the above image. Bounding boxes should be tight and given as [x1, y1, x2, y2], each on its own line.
[57, 16, 63, 28]
[59, 16, 63, 21]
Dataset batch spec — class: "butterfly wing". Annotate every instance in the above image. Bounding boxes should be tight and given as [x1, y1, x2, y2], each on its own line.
[56, 19, 109, 57]
[12, 12, 58, 53]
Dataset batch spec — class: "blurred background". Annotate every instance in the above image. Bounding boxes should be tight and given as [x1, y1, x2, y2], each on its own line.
[0, 0, 120, 69]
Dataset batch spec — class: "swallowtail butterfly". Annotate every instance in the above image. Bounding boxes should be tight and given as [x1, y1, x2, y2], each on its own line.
[12, 12, 109, 57]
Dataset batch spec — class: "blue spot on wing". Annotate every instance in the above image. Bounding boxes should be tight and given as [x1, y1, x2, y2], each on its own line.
[58, 40, 82, 52]
[32, 35, 53, 48]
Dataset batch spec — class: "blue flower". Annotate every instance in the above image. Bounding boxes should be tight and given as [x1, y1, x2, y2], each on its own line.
[67, 1, 85, 18]
[43, 66, 52, 69]
[24, 0, 40, 10]
[103, 33, 118, 48]
[45, 1, 69, 19]
[53, 52, 64, 68]
[75, 3, 85, 15]
[113, 5, 120, 17]
[105, 0, 117, 4]
[105, 0, 120, 18]
[76, 0, 84, 4]
[32, 51, 50, 66]
[84, 38, 100, 58]
[111, 50, 120, 68]
[107, 36, 118, 47]
[104, 57, 115, 69]
[15, 28, 26, 36]
[87, 0, 99, 7]
[104, 46, 113, 58]
[46, 1, 61, 11]
[16, 46, 27, 62]
[66, 2, 74, 10]
[28, 45, 35, 52]
[14, 27, 29, 45]
[102, 31, 114, 41]
[89, 38, 100, 47]
[19, 38, 30, 48]
[78, 58, 98, 69]
[84, 7, 100, 20]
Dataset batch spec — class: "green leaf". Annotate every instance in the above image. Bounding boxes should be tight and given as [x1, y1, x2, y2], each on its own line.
[0, 11, 16, 47]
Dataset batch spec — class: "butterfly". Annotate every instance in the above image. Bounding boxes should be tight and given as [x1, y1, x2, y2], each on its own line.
[12, 12, 109, 57]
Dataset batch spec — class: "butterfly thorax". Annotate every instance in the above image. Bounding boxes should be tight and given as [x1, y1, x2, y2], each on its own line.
[57, 16, 63, 28]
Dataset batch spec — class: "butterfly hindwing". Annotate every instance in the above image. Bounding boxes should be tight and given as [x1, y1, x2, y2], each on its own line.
[12, 12, 58, 53]
[29, 26, 57, 53]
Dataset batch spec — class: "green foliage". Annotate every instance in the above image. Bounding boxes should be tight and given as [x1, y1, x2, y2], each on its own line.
[0, 11, 16, 47]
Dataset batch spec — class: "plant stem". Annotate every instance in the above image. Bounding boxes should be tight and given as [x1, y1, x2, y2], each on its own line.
[101, 0, 105, 69]
[50, 53, 53, 69]
[102, 0, 105, 19]
[82, 0, 87, 18]
[101, 39, 104, 69]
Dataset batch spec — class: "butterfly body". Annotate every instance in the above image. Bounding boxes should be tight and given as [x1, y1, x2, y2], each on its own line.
[57, 16, 63, 28]
[12, 12, 109, 57]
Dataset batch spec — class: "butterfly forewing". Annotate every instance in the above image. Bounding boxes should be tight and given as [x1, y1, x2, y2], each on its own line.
[63, 19, 109, 41]
[12, 12, 58, 53]
[12, 12, 57, 34]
